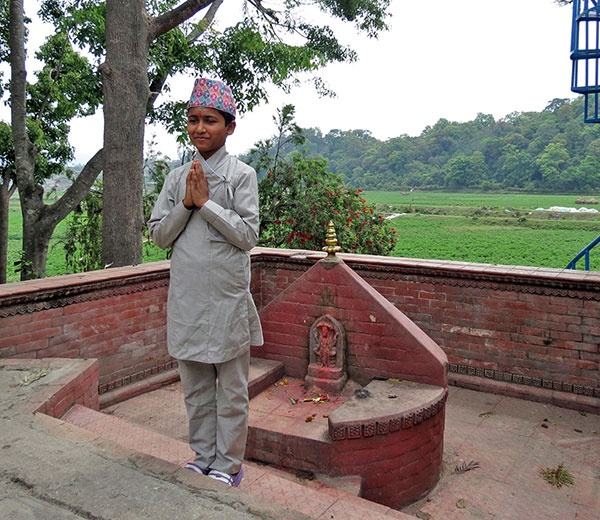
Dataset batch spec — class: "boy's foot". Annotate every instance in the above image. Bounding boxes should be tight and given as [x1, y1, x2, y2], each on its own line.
[207, 467, 244, 487]
[184, 462, 209, 475]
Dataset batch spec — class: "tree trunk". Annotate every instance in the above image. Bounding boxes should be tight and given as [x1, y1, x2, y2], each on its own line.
[9, 0, 39, 280]
[17, 153, 104, 281]
[10, 0, 105, 280]
[0, 175, 16, 284]
[20, 207, 53, 280]
[101, 0, 150, 268]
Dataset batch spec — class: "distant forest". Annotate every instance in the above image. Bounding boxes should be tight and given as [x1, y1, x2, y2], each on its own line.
[253, 96, 600, 192]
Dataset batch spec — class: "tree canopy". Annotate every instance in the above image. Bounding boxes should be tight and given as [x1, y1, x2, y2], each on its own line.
[3, 0, 392, 279]
[269, 97, 600, 192]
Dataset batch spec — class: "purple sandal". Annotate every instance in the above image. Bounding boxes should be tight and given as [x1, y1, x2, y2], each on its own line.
[184, 462, 209, 475]
[208, 467, 244, 487]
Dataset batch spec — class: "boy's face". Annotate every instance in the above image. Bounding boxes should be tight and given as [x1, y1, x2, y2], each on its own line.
[187, 106, 236, 159]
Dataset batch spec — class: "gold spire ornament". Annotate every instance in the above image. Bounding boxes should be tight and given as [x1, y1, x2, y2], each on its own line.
[322, 220, 342, 258]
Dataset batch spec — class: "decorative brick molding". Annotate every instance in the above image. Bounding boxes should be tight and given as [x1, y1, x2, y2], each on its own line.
[0, 272, 169, 318]
[98, 359, 178, 394]
[448, 363, 600, 398]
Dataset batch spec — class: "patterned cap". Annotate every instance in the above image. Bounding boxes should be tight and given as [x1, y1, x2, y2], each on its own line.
[187, 78, 236, 118]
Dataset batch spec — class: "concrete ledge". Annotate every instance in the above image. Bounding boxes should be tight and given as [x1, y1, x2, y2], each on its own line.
[328, 379, 447, 440]
[0, 358, 99, 417]
[2, 412, 300, 520]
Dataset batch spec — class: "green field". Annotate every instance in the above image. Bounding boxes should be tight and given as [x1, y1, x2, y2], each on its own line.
[364, 191, 596, 210]
[5, 192, 600, 283]
[364, 191, 600, 270]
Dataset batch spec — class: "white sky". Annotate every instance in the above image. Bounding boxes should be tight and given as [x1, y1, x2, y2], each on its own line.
[11, 0, 578, 164]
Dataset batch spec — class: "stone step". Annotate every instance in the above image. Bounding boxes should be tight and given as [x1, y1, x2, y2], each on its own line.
[99, 357, 284, 409]
[61, 404, 409, 519]
[248, 358, 285, 398]
[63, 403, 194, 465]
[247, 460, 363, 497]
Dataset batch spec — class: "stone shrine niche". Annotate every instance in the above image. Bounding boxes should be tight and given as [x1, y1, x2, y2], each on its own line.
[305, 315, 347, 394]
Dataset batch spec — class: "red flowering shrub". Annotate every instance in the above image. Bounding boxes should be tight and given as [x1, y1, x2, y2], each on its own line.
[257, 153, 394, 255]
[249, 105, 395, 255]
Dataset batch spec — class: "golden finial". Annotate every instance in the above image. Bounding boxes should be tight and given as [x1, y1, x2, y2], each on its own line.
[322, 220, 342, 258]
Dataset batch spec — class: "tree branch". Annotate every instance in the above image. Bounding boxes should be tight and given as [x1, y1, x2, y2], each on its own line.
[186, 0, 223, 43]
[147, 0, 223, 112]
[148, 0, 214, 42]
[45, 148, 104, 227]
[246, 0, 280, 24]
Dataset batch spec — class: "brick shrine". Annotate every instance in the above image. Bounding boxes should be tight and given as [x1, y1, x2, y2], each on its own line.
[248, 254, 447, 507]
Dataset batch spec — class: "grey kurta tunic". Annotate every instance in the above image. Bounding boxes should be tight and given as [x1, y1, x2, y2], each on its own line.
[148, 146, 263, 363]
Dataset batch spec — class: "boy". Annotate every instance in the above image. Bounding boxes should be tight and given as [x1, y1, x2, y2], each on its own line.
[148, 78, 263, 487]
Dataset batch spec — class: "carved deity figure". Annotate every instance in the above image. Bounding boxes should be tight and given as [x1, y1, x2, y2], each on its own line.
[313, 319, 339, 368]
[306, 314, 346, 393]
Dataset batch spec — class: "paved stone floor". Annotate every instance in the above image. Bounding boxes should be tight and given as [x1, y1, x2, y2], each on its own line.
[98, 382, 599, 520]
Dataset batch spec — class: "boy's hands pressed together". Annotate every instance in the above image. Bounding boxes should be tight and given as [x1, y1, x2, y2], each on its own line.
[183, 160, 209, 209]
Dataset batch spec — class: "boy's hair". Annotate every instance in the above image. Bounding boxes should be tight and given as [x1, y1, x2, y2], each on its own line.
[217, 109, 235, 127]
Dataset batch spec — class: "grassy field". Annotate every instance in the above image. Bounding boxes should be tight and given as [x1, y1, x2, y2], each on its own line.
[5, 192, 600, 283]
[364, 191, 600, 270]
[364, 192, 592, 210]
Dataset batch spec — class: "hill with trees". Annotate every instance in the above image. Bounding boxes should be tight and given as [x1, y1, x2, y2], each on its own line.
[261, 97, 600, 192]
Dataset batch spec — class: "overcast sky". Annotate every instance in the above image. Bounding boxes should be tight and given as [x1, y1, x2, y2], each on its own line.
[15, 0, 578, 164]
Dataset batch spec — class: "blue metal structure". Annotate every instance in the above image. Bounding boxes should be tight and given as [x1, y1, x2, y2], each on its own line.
[566, 234, 600, 269]
[567, 5, 599, 270]
[571, 1, 600, 122]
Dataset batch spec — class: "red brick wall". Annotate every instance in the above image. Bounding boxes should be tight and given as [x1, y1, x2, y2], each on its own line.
[0, 263, 172, 391]
[1, 249, 598, 407]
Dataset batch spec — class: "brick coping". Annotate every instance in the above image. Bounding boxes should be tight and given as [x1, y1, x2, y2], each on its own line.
[2, 248, 593, 320]
[1, 248, 599, 301]
[1, 249, 599, 318]
[250, 247, 600, 282]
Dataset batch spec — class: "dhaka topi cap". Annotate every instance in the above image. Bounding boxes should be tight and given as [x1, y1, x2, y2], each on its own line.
[188, 78, 236, 118]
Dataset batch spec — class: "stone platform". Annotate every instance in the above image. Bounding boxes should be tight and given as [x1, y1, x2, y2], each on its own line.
[0, 357, 411, 519]
[98, 373, 600, 520]
[2, 357, 598, 519]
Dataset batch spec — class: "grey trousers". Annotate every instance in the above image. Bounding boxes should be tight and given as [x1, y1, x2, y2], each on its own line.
[178, 351, 250, 475]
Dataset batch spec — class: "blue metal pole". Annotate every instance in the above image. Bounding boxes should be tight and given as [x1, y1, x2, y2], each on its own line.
[586, 2, 590, 93]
